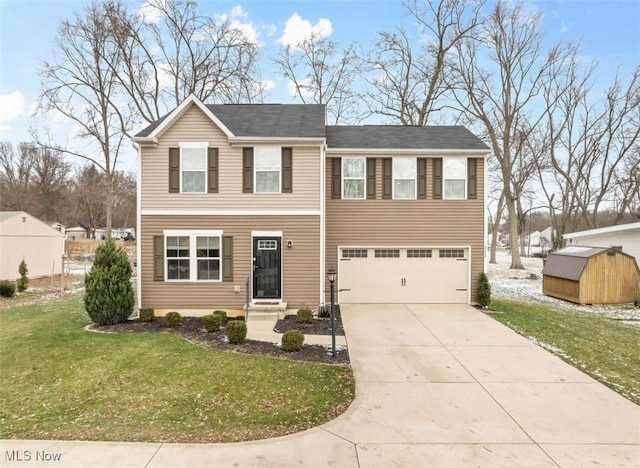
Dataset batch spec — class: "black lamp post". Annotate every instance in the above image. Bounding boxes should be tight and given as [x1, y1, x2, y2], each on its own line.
[327, 266, 337, 358]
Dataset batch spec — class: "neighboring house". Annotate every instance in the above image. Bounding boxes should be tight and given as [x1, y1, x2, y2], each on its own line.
[132, 95, 490, 315]
[0, 211, 65, 280]
[563, 222, 640, 267]
[50, 222, 66, 235]
[66, 226, 87, 240]
[540, 226, 554, 252]
[526, 230, 541, 247]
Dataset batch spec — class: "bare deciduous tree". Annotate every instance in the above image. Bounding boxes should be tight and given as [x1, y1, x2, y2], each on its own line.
[70, 164, 107, 238]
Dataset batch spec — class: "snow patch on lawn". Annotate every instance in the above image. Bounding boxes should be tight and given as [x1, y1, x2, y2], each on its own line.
[487, 250, 640, 325]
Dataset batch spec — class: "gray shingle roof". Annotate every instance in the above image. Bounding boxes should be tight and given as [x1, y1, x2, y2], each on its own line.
[542, 247, 608, 281]
[135, 104, 327, 138]
[325, 125, 489, 150]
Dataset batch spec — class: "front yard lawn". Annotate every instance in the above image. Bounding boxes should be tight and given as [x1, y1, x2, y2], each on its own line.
[0, 293, 354, 443]
[489, 298, 640, 405]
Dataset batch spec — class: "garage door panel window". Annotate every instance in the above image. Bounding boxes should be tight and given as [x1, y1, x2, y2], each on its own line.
[407, 249, 432, 258]
[342, 249, 368, 258]
[343, 157, 366, 199]
[375, 249, 400, 258]
[443, 158, 467, 199]
[393, 158, 417, 199]
[439, 249, 465, 258]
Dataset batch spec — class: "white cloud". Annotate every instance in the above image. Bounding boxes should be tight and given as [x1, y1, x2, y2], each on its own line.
[0, 92, 26, 124]
[287, 78, 314, 99]
[216, 5, 260, 45]
[277, 13, 332, 48]
[560, 20, 573, 33]
[135, 0, 167, 24]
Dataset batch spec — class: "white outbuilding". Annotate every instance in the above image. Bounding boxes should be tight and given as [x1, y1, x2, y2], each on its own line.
[0, 211, 65, 280]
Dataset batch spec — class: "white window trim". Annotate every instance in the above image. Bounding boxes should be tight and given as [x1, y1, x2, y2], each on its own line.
[179, 142, 208, 194]
[164, 230, 223, 282]
[342, 157, 366, 200]
[392, 157, 417, 200]
[443, 156, 467, 200]
[254, 146, 282, 194]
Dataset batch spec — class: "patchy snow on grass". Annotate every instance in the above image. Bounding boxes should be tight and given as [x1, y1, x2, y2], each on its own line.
[487, 250, 640, 325]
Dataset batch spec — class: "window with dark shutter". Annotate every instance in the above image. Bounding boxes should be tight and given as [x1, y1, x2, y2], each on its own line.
[153, 236, 164, 281]
[282, 147, 293, 193]
[169, 148, 180, 193]
[242, 148, 253, 193]
[417, 158, 427, 199]
[382, 158, 392, 199]
[208, 148, 218, 193]
[433, 158, 443, 199]
[467, 158, 477, 199]
[331, 158, 341, 199]
[222, 236, 233, 281]
[366, 158, 376, 199]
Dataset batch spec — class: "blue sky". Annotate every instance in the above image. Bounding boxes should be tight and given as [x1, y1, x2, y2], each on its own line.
[0, 0, 638, 172]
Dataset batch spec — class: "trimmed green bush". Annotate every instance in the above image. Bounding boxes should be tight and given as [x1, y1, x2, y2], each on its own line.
[139, 308, 154, 322]
[203, 314, 223, 332]
[281, 330, 304, 352]
[226, 320, 247, 344]
[16, 260, 28, 292]
[213, 310, 227, 321]
[84, 239, 135, 325]
[0, 280, 16, 298]
[165, 312, 182, 328]
[296, 308, 313, 324]
[476, 271, 492, 308]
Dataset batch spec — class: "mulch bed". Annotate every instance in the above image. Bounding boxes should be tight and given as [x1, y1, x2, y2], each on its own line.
[93, 314, 349, 365]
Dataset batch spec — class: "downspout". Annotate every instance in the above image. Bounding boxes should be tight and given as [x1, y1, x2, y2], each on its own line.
[319, 141, 327, 306]
[133, 141, 142, 314]
[484, 153, 489, 275]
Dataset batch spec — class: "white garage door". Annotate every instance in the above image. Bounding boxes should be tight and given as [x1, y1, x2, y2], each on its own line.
[338, 247, 469, 304]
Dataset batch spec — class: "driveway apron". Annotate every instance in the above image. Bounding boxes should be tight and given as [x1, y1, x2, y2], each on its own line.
[1, 304, 638, 467]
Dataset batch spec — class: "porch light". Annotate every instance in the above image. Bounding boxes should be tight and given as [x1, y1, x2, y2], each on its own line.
[327, 267, 337, 284]
[327, 267, 337, 358]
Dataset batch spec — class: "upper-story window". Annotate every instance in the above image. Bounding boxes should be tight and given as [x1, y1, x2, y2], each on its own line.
[342, 157, 366, 199]
[254, 147, 281, 194]
[393, 157, 417, 199]
[180, 142, 208, 193]
[443, 157, 466, 199]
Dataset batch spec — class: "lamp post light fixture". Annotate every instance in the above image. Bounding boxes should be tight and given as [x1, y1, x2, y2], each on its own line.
[327, 266, 337, 358]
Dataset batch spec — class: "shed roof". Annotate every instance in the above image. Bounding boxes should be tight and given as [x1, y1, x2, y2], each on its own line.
[542, 247, 608, 281]
[0, 211, 21, 222]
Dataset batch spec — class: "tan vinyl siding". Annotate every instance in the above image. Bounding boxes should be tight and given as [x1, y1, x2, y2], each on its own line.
[325, 157, 485, 303]
[140, 105, 321, 211]
[140, 215, 320, 312]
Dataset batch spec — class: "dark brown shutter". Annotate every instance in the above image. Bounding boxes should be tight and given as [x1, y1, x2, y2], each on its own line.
[208, 148, 218, 193]
[366, 158, 376, 199]
[282, 147, 293, 193]
[169, 148, 180, 193]
[382, 158, 392, 199]
[331, 158, 342, 199]
[467, 158, 477, 199]
[417, 158, 427, 199]
[222, 236, 233, 281]
[153, 235, 164, 281]
[242, 148, 253, 193]
[433, 158, 443, 199]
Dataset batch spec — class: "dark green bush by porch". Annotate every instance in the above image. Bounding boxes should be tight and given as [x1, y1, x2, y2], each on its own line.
[139, 308, 154, 322]
[296, 308, 313, 324]
[84, 239, 135, 325]
[203, 314, 223, 332]
[476, 272, 491, 308]
[226, 320, 247, 344]
[165, 311, 182, 328]
[282, 330, 304, 352]
[213, 310, 227, 321]
[0, 280, 15, 298]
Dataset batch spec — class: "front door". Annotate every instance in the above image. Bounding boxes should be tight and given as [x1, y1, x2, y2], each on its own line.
[253, 237, 281, 300]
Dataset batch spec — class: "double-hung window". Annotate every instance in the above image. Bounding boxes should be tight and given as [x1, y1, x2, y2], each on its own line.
[342, 157, 365, 199]
[165, 231, 222, 281]
[443, 157, 466, 199]
[254, 147, 281, 193]
[393, 157, 416, 199]
[180, 142, 208, 193]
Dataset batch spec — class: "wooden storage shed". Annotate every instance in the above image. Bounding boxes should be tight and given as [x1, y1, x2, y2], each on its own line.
[542, 246, 640, 304]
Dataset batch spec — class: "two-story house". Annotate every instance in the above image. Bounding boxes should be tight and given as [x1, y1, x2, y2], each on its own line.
[133, 95, 490, 316]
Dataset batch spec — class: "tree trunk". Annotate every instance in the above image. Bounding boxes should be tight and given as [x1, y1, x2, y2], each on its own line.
[489, 190, 505, 264]
[505, 193, 525, 269]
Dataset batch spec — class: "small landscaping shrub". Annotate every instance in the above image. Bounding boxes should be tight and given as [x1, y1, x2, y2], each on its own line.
[296, 307, 313, 324]
[139, 308, 154, 322]
[213, 310, 227, 321]
[476, 272, 491, 308]
[226, 320, 247, 344]
[165, 311, 182, 328]
[203, 314, 223, 332]
[16, 260, 28, 292]
[281, 330, 304, 352]
[0, 280, 16, 298]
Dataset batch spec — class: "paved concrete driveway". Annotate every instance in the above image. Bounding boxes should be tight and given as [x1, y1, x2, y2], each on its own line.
[2, 304, 639, 467]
